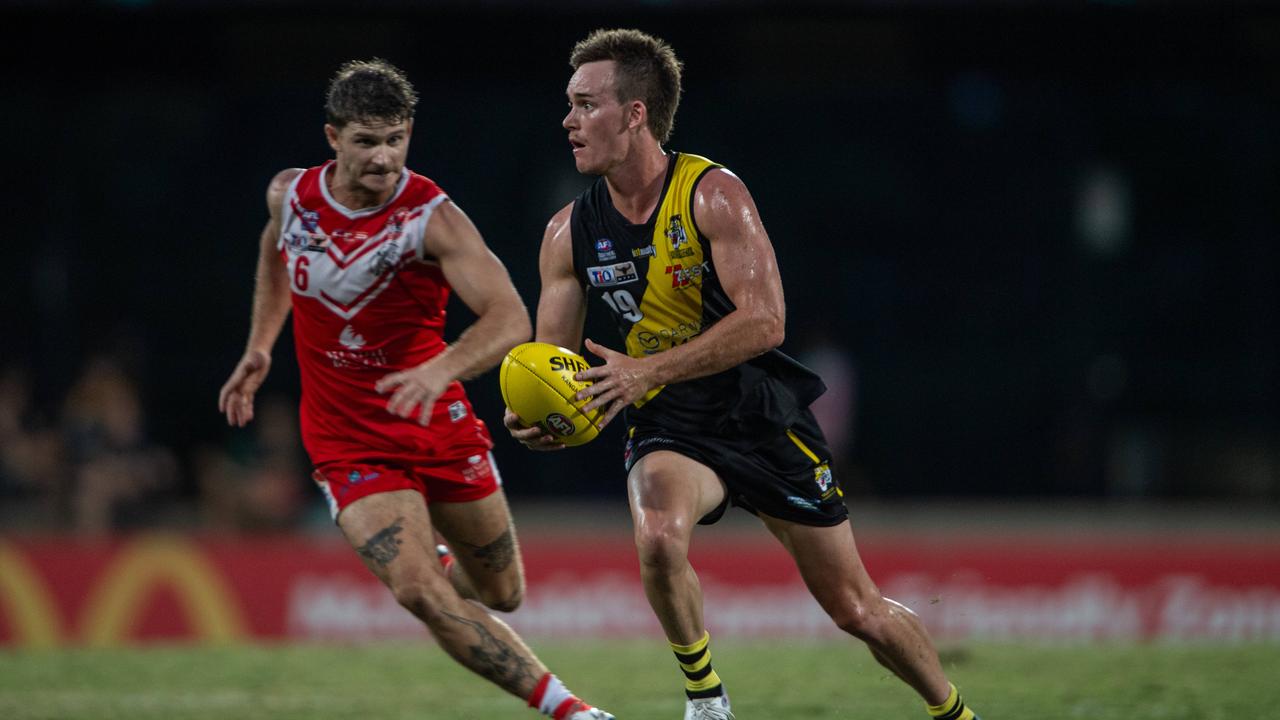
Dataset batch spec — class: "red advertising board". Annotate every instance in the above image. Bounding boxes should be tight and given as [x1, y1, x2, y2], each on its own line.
[2, 530, 1278, 647]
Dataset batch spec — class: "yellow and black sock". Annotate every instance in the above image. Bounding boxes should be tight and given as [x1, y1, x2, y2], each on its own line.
[927, 682, 978, 720]
[669, 631, 724, 700]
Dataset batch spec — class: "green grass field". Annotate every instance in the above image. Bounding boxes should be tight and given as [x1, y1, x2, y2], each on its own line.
[2, 640, 1278, 719]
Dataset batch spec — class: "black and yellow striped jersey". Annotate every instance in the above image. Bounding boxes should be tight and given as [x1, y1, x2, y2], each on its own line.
[569, 151, 826, 442]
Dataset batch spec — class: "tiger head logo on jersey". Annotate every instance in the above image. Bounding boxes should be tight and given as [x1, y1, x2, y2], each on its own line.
[666, 216, 694, 258]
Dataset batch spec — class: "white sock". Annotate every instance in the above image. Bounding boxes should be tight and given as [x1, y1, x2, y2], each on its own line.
[527, 673, 585, 718]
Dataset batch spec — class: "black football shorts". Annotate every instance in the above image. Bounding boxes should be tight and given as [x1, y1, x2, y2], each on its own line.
[624, 408, 848, 527]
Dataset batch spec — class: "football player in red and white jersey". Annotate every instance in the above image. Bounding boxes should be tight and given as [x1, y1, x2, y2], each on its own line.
[219, 59, 613, 720]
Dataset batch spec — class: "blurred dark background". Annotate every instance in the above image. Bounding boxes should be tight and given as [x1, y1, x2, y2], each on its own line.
[2, 1, 1278, 532]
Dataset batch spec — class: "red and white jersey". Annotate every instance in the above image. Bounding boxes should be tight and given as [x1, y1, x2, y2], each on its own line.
[278, 161, 491, 465]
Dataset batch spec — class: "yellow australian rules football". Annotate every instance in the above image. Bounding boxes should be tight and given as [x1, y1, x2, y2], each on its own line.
[499, 342, 604, 446]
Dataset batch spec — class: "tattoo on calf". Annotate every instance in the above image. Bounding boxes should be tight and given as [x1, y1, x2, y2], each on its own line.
[358, 517, 406, 568]
[458, 526, 516, 573]
[442, 610, 536, 691]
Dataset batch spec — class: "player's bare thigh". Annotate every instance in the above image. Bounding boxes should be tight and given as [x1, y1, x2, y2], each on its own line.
[628, 450, 727, 531]
[430, 489, 525, 593]
[758, 513, 880, 604]
[338, 488, 440, 585]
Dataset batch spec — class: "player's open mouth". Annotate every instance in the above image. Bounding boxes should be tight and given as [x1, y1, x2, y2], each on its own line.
[570, 140, 585, 151]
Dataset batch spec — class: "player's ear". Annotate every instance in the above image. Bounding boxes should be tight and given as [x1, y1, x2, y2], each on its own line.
[324, 123, 342, 153]
[627, 100, 647, 133]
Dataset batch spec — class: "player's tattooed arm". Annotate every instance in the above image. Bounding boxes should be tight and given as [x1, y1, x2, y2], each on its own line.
[442, 610, 539, 694]
[357, 517, 406, 568]
[452, 526, 516, 573]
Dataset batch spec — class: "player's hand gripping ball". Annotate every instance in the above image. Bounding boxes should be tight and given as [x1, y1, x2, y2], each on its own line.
[500, 342, 604, 447]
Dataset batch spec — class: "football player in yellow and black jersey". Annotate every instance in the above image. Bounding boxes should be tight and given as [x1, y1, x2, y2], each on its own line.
[505, 29, 981, 720]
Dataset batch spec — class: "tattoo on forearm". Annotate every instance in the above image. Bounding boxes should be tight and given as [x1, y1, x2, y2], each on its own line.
[442, 610, 536, 691]
[357, 517, 406, 568]
[457, 526, 516, 573]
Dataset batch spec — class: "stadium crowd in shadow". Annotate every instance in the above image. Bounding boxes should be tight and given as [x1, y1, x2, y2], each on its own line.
[0, 354, 318, 534]
[0, 336, 861, 535]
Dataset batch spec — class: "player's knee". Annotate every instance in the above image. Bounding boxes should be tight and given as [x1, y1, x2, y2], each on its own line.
[391, 574, 455, 625]
[483, 592, 523, 613]
[633, 519, 691, 572]
[828, 596, 884, 641]
[477, 578, 525, 613]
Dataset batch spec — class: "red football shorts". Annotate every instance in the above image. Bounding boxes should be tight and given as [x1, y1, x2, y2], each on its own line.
[312, 450, 503, 521]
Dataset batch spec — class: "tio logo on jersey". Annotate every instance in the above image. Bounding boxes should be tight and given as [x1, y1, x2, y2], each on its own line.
[587, 261, 638, 288]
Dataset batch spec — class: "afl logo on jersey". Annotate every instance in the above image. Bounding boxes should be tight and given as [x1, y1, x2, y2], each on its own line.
[587, 261, 639, 288]
[595, 238, 616, 261]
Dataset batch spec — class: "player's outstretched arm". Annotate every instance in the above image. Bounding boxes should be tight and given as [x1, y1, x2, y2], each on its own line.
[218, 169, 300, 427]
[376, 200, 531, 425]
[505, 203, 584, 451]
[575, 169, 786, 427]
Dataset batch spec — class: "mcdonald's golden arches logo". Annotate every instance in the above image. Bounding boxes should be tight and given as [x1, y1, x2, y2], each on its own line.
[0, 536, 249, 647]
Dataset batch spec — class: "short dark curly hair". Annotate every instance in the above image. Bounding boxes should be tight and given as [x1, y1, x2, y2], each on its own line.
[325, 59, 418, 128]
[570, 29, 683, 144]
